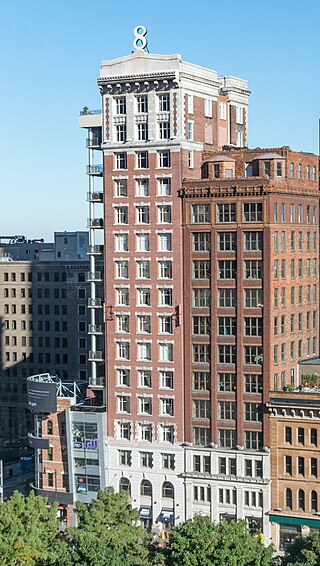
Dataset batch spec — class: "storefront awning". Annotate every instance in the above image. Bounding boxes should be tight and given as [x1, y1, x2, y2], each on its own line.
[160, 509, 174, 521]
[139, 507, 152, 519]
[269, 514, 320, 528]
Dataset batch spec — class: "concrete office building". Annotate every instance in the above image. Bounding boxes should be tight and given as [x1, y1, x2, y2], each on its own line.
[0, 232, 103, 460]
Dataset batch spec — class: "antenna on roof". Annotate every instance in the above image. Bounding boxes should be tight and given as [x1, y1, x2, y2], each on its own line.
[133, 26, 149, 53]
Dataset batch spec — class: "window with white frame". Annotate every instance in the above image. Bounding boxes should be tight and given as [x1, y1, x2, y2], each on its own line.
[192, 204, 210, 223]
[218, 373, 236, 392]
[117, 395, 130, 413]
[161, 397, 174, 416]
[188, 150, 194, 168]
[161, 424, 174, 443]
[115, 152, 127, 170]
[160, 370, 173, 389]
[159, 315, 173, 334]
[218, 260, 236, 279]
[137, 341, 152, 361]
[116, 314, 129, 333]
[117, 368, 130, 387]
[158, 93, 170, 112]
[158, 205, 172, 223]
[115, 206, 128, 224]
[158, 232, 172, 251]
[118, 449, 132, 466]
[137, 288, 150, 306]
[244, 232, 262, 251]
[312, 166, 317, 181]
[218, 488, 237, 505]
[136, 206, 150, 224]
[159, 121, 170, 140]
[187, 94, 193, 113]
[158, 150, 171, 168]
[159, 287, 172, 306]
[140, 452, 153, 468]
[158, 260, 172, 279]
[136, 233, 150, 252]
[138, 369, 152, 388]
[236, 130, 243, 147]
[219, 101, 227, 120]
[162, 453, 175, 470]
[136, 95, 148, 113]
[244, 490, 263, 507]
[115, 124, 126, 142]
[159, 342, 173, 362]
[136, 151, 148, 169]
[158, 177, 171, 196]
[115, 233, 128, 252]
[115, 97, 126, 115]
[119, 422, 131, 440]
[139, 424, 153, 441]
[115, 260, 128, 279]
[204, 98, 212, 118]
[137, 314, 151, 334]
[117, 341, 130, 360]
[193, 316, 211, 335]
[218, 344, 236, 364]
[188, 121, 194, 140]
[139, 396, 152, 415]
[243, 202, 263, 222]
[137, 260, 150, 279]
[115, 287, 129, 306]
[135, 178, 149, 197]
[236, 106, 244, 124]
[115, 179, 127, 197]
[137, 122, 148, 141]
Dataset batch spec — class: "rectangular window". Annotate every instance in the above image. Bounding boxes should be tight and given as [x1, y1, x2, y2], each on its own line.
[137, 122, 148, 141]
[204, 98, 212, 117]
[159, 121, 170, 140]
[244, 288, 263, 308]
[218, 344, 236, 364]
[193, 344, 211, 363]
[158, 177, 171, 196]
[193, 232, 211, 251]
[244, 232, 262, 251]
[115, 179, 127, 197]
[245, 403, 262, 422]
[159, 287, 172, 306]
[193, 372, 210, 391]
[136, 151, 148, 168]
[136, 178, 149, 197]
[243, 202, 263, 222]
[136, 95, 148, 113]
[115, 152, 127, 170]
[158, 150, 171, 168]
[244, 346, 263, 365]
[187, 120, 194, 140]
[218, 373, 236, 392]
[219, 288, 236, 307]
[116, 123, 126, 142]
[244, 260, 262, 279]
[193, 260, 210, 280]
[245, 374, 262, 393]
[217, 203, 236, 223]
[219, 101, 226, 120]
[158, 93, 170, 112]
[193, 399, 211, 419]
[115, 96, 126, 114]
[290, 163, 294, 178]
[192, 205, 210, 223]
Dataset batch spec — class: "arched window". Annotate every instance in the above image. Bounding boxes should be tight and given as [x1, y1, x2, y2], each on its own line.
[162, 482, 174, 499]
[119, 477, 131, 495]
[311, 490, 318, 512]
[47, 420, 53, 435]
[285, 488, 292, 510]
[140, 480, 152, 497]
[298, 489, 305, 511]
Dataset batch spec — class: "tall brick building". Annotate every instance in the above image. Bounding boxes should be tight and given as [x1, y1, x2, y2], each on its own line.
[27, 32, 319, 545]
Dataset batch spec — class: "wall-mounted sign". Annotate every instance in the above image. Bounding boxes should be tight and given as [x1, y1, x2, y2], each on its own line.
[27, 380, 57, 413]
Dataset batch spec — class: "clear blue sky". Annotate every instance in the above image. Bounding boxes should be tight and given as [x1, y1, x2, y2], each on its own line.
[0, 0, 319, 241]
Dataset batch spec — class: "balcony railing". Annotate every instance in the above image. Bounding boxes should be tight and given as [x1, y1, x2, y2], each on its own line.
[88, 324, 103, 335]
[80, 109, 101, 115]
[88, 218, 104, 229]
[86, 165, 103, 175]
[88, 298, 103, 308]
[88, 350, 104, 361]
[88, 376, 105, 387]
[87, 271, 102, 282]
[87, 192, 103, 202]
[86, 137, 101, 148]
[88, 245, 104, 255]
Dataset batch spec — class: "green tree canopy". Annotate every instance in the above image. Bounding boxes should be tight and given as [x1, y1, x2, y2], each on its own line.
[68, 487, 152, 566]
[0, 490, 70, 565]
[164, 516, 275, 566]
[280, 531, 320, 566]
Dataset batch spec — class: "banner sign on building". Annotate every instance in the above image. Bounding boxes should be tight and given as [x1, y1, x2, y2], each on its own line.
[27, 380, 57, 413]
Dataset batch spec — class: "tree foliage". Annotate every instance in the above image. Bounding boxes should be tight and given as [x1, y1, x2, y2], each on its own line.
[280, 531, 320, 566]
[164, 516, 275, 566]
[67, 487, 152, 566]
[0, 490, 70, 565]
